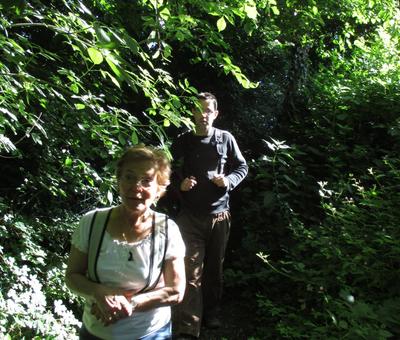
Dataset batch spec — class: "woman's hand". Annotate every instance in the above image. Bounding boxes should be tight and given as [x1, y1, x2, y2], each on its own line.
[91, 292, 134, 325]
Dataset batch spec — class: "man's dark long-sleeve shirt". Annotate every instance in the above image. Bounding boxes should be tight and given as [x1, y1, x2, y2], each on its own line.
[171, 127, 248, 215]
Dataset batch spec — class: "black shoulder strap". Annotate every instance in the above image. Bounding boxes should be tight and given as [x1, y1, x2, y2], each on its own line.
[214, 128, 223, 143]
[136, 213, 156, 294]
[137, 212, 169, 293]
[213, 128, 226, 173]
[146, 214, 169, 292]
[87, 208, 112, 283]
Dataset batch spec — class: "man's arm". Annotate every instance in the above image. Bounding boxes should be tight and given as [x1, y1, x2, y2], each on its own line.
[225, 132, 248, 190]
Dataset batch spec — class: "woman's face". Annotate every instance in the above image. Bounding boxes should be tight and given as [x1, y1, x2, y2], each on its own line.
[118, 160, 159, 215]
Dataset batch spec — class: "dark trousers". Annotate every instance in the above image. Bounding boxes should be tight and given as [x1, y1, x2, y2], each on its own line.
[173, 210, 231, 337]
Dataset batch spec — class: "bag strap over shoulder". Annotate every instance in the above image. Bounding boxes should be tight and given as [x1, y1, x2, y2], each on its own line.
[212, 128, 226, 174]
[150, 213, 168, 291]
[87, 208, 113, 283]
[86, 208, 168, 290]
[137, 212, 169, 293]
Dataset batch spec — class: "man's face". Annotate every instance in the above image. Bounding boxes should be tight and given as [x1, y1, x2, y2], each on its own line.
[192, 99, 218, 132]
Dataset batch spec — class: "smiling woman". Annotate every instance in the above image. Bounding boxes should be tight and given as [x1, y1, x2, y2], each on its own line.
[65, 145, 186, 340]
[116, 147, 170, 223]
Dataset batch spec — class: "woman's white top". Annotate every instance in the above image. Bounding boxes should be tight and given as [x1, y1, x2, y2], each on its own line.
[71, 208, 185, 339]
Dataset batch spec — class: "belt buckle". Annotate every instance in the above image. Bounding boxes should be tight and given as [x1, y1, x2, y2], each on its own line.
[216, 212, 225, 222]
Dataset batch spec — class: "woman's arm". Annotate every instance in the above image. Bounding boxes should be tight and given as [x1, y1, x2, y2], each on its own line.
[131, 257, 186, 311]
[65, 245, 97, 299]
[65, 245, 131, 322]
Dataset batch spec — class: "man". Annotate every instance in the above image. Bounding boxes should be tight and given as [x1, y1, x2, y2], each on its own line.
[171, 92, 248, 339]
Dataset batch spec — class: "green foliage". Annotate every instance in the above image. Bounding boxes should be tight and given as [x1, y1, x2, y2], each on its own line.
[0, 206, 82, 339]
[0, 0, 264, 213]
[225, 3, 400, 336]
[0, 0, 192, 212]
[229, 138, 400, 338]
[1, 0, 400, 338]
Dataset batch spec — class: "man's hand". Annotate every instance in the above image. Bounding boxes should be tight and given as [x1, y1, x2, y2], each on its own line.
[212, 174, 229, 188]
[180, 176, 197, 191]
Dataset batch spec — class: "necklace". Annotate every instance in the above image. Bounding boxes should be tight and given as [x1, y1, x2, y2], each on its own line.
[118, 207, 154, 261]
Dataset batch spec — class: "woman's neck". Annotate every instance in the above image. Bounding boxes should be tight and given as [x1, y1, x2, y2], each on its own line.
[116, 205, 152, 241]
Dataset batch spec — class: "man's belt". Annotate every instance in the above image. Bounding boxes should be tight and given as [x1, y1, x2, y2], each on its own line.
[213, 210, 230, 222]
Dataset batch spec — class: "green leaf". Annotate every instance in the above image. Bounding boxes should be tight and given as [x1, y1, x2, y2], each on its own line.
[244, 4, 258, 20]
[106, 71, 121, 88]
[87, 47, 104, 65]
[118, 133, 126, 145]
[94, 23, 111, 44]
[75, 103, 85, 110]
[64, 157, 73, 167]
[105, 55, 123, 80]
[163, 118, 170, 127]
[0, 107, 17, 121]
[159, 7, 171, 20]
[0, 135, 16, 152]
[271, 6, 280, 15]
[217, 17, 227, 32]
[70, 83, 79, 94]
[131, 130, 138, 145]
[283, 174, 298, 187]
[78, 2, 92, 15]
[124, 34, 139, 55]
[176, 31, 185, 41]
[110, 31, 125, 46]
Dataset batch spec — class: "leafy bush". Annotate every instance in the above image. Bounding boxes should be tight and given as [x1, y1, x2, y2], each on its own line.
[0, 205, 82, 339]
[227, 138, 400, 339]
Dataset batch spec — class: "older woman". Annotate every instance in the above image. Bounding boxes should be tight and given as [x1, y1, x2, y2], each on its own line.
[65, 145, 186, 340]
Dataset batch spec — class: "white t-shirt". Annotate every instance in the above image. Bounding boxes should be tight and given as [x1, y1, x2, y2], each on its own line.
[71, 208, 185, 340]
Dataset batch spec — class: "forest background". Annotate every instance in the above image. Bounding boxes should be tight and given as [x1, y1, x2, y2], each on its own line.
[1, 0, 399, 339]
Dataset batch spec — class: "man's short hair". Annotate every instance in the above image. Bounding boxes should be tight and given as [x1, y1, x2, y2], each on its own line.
[197, 92, 218, 111]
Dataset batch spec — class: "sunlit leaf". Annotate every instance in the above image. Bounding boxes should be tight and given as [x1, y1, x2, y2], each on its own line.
[70, 83, 79, 94]
[160, 7, 171, 20]
[0, 135, 16, 152]
[244, 4, 258, 20]
[105, 55, 123, 79]
[64, 157, 72, 167]
[87, 47, 104, 65]
[0, 107, 18, 121]
[78, 1, 92, 15]
[106, 72, 121, 88]
[217, 17, 227, 32]
[271, 6, 280, 15]
[74, 103, 85, 110]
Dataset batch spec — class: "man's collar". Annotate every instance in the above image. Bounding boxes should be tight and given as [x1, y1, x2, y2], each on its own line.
[193, 126, 214, 137]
